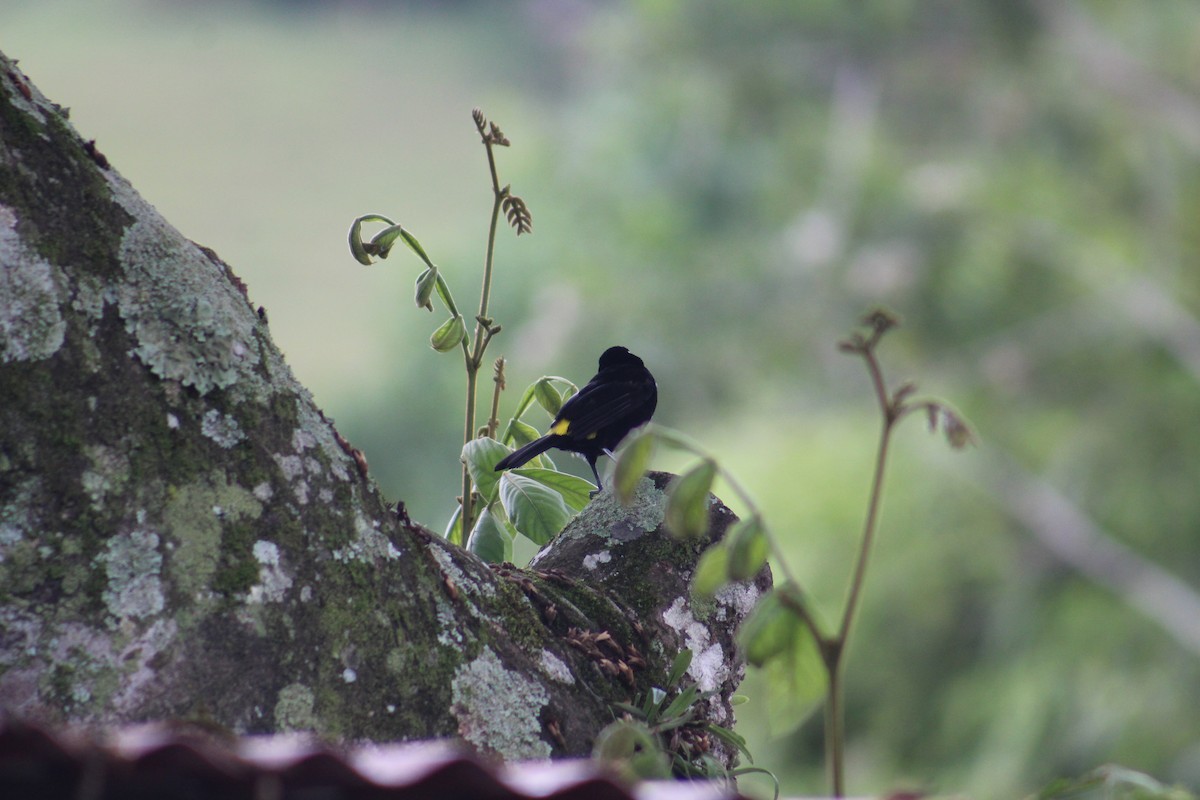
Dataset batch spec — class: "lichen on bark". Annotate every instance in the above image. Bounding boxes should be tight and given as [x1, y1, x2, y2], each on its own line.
[0, 50, 768, 766]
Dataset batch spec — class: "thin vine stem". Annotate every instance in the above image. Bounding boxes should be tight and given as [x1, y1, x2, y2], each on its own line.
[458, 122, 507, 544]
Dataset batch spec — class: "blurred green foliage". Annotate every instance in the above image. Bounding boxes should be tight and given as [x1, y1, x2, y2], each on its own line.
[6, 0, 1199, 796]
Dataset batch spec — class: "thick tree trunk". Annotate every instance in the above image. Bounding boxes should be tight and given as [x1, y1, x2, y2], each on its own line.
[0, 51, 768, 765]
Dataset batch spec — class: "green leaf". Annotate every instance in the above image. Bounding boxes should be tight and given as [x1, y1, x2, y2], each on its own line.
[643, 686, 667, 717]
[348, 214, 394, 265]
[1033, 765, 1197, 800]
[665, 460, 717, 539]
[506, 419, 543, 448]
[414, 266, 438, 311]
[667, 648, 693, 688]
[706, 723, 752, 764]
[533, 378, 563, 416]
[443, 503, 462, 543]
[737, 588, 827, 733]
[737, 590, 800, 667]
[692, 543, 730, 599]
[509, 467, 593, 512]
[367, 223, 406, 259]
[466, 506, 513, 564]
[430, 315, 466, 353]
[396, 226, 434, 266]
[660, 683, 700, 722]
[368, 223, 435, 268]
[727, 515, 769, 580]
[499, 472, 573, 545]
[462, 437, 511, 504]
[613, 430, 656, 506]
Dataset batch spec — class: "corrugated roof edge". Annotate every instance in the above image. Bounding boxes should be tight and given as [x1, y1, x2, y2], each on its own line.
[0, 717, 748, 799]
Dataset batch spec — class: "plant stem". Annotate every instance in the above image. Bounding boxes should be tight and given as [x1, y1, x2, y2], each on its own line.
[825, 657, 846, 798]
[459, 358, 478, 545]
[458, 127, 507, 545]
[825, 345, 897, 797]
[488, 358, 506, 438]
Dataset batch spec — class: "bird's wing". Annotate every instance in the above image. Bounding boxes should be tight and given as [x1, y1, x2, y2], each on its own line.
[553, 378, 654, 439]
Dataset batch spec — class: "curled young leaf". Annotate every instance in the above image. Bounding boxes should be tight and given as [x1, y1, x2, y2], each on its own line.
[430, 315, 466, 353]
[414, 266, 438, 311]
[348, 217, 373, 265]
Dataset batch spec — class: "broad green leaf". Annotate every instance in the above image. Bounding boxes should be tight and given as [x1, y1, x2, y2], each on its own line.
[510, 467, 593, 512]
[692, 542, 730, 599]
[466, 506, 513, 564]
[533, 378, 562, 416]
[613, 430, 656, 505]
[665, 459, 717, 539]
[506, 419, 542, 448]
[737, 590, 800, 667]
[462, 437, 511, 504]
[727, 515, 769, 580]
[430, 315, 466, 352]
[499, 472, 573, 545]
[738, 588, 827, 733]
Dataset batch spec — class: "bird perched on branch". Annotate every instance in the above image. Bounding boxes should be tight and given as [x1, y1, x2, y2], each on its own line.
[494, 346, 657, 491]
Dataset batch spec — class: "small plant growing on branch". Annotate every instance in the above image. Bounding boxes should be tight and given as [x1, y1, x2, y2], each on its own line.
[613, 309, 974, 797]
[347, 109, 534, 546]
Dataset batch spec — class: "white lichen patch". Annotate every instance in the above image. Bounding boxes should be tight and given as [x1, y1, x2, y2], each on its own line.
[435, 597, 464, 648]
[451, 648, 551, 761]
[0, 204, 67, 363]
[428, 544, 492, 598]
[331, 512, 400, 563]
[98, 528, 164, 623]
[105, 175, 259, 396]
[201, 409, 245, 448]
[582, 551, 611, 570]
[539, 650, 575, 685]
[662, 597, 727, 693]
[713, 580, 762, 621]
[247, 540, 292, 604]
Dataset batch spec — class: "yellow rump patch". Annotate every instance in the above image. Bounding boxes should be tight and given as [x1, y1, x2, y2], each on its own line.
[551, 419, 571, 435]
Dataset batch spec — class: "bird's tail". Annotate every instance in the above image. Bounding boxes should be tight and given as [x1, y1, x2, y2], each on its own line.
[494, 436, 556, 472]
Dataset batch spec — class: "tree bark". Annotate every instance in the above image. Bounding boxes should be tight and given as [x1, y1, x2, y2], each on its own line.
[0, 51, 768, 765]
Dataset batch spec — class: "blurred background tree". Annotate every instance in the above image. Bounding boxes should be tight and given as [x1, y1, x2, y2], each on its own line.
[5, 0, 1198, 795]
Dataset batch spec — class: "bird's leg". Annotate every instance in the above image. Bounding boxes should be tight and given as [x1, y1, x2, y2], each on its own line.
[588, 459, 604, 497]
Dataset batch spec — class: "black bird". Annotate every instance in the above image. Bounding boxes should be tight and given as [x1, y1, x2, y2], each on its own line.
[494, 346, 657, 490]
